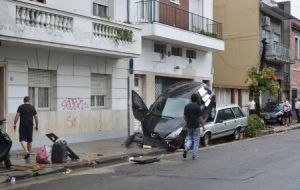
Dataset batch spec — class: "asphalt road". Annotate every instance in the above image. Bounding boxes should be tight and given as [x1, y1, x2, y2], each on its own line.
[5, 130, 300, 190]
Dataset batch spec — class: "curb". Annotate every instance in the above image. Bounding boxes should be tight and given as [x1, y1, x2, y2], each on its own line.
[0, 149, 167, 184]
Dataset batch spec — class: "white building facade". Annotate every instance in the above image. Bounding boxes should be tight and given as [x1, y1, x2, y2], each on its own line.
[0, 0, 224, 149]
[0, 0, 141, 149]
[129, 0, 224, 109]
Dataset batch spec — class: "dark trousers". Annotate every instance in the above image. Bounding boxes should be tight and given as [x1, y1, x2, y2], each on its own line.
[296, 109, 300, 123]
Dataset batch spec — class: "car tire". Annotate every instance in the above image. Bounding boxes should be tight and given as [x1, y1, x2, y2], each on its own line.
[233, 128, 240, 140]
[202, 132, 211, 146]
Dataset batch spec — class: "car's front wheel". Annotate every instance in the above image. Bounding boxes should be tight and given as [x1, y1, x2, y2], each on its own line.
[202, 132, 211, 146]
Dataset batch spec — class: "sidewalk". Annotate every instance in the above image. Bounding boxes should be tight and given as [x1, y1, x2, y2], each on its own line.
[1, 121, 300, 184]
[0, 137, 166, 184]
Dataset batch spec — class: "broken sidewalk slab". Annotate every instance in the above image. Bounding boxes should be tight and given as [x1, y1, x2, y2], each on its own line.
[7, 170, 36, 179]
[130, 156, 161, 164]
[36, 167, 65, 176]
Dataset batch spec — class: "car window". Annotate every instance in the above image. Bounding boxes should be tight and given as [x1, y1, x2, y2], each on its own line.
[216, 108, 235, 122]
[232, 107, 244, 118]
[223, 108, 235, 120]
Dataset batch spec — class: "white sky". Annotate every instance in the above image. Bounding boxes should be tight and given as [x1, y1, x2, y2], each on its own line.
[276, 0, 300, 19]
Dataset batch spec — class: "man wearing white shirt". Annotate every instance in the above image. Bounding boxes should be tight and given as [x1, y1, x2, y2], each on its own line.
[248, 98, 256, 115]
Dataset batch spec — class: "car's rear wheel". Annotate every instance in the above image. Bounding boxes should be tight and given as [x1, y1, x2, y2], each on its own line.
[233, 128, 240, 140]
[202, 132, 211, 146]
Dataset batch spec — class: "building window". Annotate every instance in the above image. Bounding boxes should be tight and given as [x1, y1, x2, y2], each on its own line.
[295, 37, 300, 60]
[171, 47, 182, 57]
[91, 74, 110, 108]
[31, 0, 46, 3]
[154, 43, 167, 54]
[186, 49, 196, 59]
[28, 69, 53, 110]
[93, 3, 108, 17]
[170, 0, 180, 5]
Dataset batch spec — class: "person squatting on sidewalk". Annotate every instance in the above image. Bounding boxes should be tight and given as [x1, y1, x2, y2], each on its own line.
[13, 96, 39, 159]
[294, 98, 300, 123]
[183, 93, 205, 160]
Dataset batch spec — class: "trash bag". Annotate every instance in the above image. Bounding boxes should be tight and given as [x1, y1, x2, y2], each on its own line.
[51, 139, 68, 163]
[36, 145, 52, 164]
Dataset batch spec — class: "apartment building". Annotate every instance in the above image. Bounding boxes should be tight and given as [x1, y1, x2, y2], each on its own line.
[213, 0, 294, 111]
[0, 0, 141, 148]
[291, 18, 300, 101]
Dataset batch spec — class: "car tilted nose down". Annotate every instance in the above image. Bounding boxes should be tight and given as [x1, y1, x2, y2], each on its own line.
[129, 81, 216, 151]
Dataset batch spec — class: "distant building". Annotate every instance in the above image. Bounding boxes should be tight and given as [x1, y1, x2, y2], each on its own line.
[213, 0, 294, 111]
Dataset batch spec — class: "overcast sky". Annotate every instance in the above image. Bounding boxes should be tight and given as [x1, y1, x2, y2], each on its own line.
[276, 0, 300, 19]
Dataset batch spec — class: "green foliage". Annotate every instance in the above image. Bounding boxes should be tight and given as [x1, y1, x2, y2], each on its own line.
[244, 114, 263, 138]
[114, 28, 133, 44]
[192, 27, 218, 38]
[98, 15, 111, 20]
[245, 66, 281, 96]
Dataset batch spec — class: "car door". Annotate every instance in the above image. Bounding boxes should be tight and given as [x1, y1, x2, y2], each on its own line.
[211, 109, 227, 139]
[132, 90, 149, 121]
[232, 106, 247, 129]
[219, 108, 236, 137]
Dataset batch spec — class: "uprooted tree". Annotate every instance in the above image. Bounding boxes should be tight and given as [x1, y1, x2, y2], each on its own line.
[245, 66, 281, 114]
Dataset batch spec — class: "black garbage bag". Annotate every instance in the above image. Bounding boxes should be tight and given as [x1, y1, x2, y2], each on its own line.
[0, 129, 12, 168]
[51, 139, 68, 163]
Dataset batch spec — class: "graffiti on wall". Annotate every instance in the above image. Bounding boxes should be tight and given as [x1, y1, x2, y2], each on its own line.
[66, 115, 80, 127]
[61, 98, 88, 111]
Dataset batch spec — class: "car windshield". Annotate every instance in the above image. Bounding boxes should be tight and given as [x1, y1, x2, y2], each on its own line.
[262, 102, 283, 112]
[149, 96, 189, 118]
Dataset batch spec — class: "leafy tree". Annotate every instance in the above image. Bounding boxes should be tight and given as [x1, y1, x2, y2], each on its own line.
[245, 66, 281, 114]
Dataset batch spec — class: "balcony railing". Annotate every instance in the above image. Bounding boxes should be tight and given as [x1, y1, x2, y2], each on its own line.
[16, 5, 73, 32]
[0, 0, 141, 57]
[266, 42, 295, 64]
[136, 0, 222, 39]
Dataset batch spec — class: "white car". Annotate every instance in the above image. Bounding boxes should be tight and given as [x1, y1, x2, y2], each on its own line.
[200, 105, 248, 146]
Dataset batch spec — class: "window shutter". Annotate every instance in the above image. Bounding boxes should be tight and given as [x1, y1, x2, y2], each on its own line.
[91, 74, 108, 95]
[28, 69, 52, 87]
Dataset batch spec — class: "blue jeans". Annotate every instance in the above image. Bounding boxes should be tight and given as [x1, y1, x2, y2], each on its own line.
[184, 128, 200, 159]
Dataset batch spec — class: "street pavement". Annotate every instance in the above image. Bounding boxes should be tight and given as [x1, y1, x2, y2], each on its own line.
[0, 121, 300, 187]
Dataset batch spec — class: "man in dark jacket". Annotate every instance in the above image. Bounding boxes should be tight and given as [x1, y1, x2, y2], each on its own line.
[183, 93, 205, 160]
[13, 96, 39, 159]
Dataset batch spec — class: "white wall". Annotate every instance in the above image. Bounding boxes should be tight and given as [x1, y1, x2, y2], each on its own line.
[0, 44, 129, 113]
[134, 39, 213, 79]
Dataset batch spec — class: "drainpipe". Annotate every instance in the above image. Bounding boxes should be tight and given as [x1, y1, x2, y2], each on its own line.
[127, 0, 130, 23]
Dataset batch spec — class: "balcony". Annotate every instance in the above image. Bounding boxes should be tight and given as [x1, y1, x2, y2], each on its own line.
[265, 42, 295, 64]
[0, 0, 141, 58]
[135, 0, 224, 52]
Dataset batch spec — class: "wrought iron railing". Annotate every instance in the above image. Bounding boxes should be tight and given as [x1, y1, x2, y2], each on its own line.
[136, 0, 222, 39]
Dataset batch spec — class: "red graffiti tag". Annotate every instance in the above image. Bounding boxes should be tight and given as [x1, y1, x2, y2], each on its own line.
[61, 98, 88, 111]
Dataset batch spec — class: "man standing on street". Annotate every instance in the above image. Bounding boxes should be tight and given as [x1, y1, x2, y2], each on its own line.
[248, 98, 256, 115]
[183, 93, 205, 160]
[295, 98, 300, 123]
[13, 96, 39, 159]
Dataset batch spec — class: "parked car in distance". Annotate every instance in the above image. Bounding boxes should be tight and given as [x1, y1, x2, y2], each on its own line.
[260, 102, 284, 125]
[200, 105, 248, 146]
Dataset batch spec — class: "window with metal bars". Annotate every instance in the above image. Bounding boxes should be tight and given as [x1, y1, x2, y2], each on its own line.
[91, 74, 110, 108]
[186, 49, 196, 59]
[28, 69, 53, 110]
[171, 47, 182, 56]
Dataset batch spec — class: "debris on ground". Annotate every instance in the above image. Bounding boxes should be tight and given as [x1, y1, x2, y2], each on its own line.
[130, 156, 160, 164]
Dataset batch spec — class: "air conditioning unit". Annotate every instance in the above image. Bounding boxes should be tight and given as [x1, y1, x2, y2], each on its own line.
[262, 16, 271, 26]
